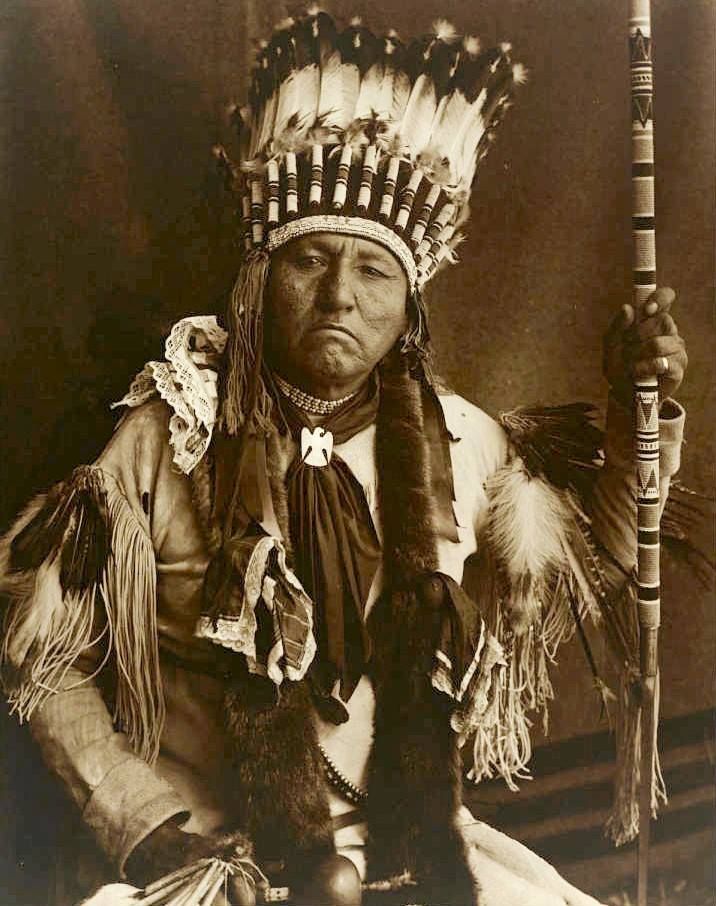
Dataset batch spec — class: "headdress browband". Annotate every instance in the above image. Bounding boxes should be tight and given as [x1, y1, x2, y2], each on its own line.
[266, 214, 419, 289]
[215, 11, 524, 289]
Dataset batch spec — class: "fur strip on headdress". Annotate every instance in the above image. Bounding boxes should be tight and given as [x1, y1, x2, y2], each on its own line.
[0, 467, 164, 762]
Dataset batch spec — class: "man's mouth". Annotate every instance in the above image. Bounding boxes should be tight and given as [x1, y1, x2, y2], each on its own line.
[310, 323, 356, 340]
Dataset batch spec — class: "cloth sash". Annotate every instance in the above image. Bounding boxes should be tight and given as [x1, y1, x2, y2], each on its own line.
[207, 369, 459, 708]
[276, 379, 381, 702]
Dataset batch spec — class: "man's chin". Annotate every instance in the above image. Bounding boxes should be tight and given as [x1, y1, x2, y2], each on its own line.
[295, 346, 365, 388]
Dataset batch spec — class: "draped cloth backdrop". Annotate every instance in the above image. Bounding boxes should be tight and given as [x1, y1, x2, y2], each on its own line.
[0, 0, 713, 901]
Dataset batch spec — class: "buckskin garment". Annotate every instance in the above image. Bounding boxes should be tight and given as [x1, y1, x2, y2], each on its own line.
[0, 321, 684, 906]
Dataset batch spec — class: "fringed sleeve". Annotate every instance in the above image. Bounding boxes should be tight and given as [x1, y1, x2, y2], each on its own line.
[0, 402, 189, 873]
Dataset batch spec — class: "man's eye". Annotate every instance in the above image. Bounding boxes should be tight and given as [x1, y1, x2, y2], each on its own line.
[296, 255, 324, 268]
[360, 265, 388, 278]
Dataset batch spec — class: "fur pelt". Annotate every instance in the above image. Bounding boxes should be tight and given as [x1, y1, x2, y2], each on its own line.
[367, 579, 475, 905]
[375, 352, 438, 584]
[201, 425, 334, 871]
[223, 675, 335, 869]
[365, 352, 475, 901]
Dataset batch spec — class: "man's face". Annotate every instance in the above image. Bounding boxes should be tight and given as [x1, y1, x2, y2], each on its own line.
[264, 233, 409, 396]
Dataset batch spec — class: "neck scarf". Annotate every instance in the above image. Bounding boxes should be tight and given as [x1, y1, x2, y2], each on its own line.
[275, 377, 381, 702]
[208, 361, 459, 711]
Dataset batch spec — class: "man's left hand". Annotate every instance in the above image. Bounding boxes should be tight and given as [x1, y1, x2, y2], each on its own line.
[603, 287, 687, 406]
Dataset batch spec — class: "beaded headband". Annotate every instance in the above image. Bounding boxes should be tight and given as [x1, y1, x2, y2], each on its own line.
[215, 10, 524, 289]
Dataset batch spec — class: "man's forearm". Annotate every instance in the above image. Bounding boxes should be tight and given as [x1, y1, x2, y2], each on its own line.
[29, 667, 188, 876]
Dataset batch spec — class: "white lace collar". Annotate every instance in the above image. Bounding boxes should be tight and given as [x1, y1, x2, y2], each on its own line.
[113, 316, 227, 473]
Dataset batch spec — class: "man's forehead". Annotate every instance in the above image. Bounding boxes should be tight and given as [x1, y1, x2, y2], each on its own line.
[285, 232, 401, 264]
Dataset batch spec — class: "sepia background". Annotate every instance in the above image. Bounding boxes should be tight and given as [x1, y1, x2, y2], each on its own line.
[1, 0, 713, 902]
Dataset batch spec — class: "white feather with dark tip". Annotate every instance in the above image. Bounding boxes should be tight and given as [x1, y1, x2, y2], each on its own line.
[238, 10, 523, 210]
[312, 14, 362, 136]
[248, 43, 275, 160]
[485, 458, 570, 634]
[399, 22, 460, 158]
[272, 17, 321, 152]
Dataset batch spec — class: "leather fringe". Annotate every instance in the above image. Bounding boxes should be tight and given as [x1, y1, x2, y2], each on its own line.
[0, 467, 164, 763]
[603, 583, 667, 846]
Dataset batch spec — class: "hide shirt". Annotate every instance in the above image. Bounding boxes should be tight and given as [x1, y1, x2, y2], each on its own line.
[24, 391, 684, 882]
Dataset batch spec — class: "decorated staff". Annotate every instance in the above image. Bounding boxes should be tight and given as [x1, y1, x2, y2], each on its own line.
[629, 0, 661, 903]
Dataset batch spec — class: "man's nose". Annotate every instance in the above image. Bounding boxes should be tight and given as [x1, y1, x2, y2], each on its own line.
[317, 263, 355, 313]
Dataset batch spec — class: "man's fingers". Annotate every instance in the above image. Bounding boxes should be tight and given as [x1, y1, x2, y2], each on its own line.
[640, 286, 676, 319]
[604, 287, 686, 398]
[631, 311, 678, 341]
[632, 350, 687, 379]
[605, 304, 634, 346]
[620, 303, 635, 328]
[629, 335, 684, 360]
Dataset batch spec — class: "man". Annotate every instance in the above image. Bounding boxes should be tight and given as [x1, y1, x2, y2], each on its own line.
[0, 12, 687, 906]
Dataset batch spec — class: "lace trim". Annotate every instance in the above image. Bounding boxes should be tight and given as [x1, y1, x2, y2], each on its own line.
[113, 316, 227, 474]
[195, 535, 316, 685]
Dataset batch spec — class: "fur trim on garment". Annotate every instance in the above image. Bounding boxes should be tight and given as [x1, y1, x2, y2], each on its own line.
[375, 352, 439, 584]
[364, 353, 475, 900]
[223, 677, 335, 867]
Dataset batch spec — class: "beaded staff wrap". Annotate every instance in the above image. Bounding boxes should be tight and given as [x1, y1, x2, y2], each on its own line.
[217, 12, 524, 288]
[630, 1, 660, 902]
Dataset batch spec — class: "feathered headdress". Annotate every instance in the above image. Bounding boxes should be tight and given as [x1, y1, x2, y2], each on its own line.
[215, 10, 524, 434]
[216, 9, 524, 291]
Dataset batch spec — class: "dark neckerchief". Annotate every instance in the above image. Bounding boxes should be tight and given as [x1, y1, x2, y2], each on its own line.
[275, 376, 381, 702]
[208, 366, 459, 713]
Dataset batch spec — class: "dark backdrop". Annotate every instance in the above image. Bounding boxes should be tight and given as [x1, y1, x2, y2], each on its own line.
[1, 0, 713, 900]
